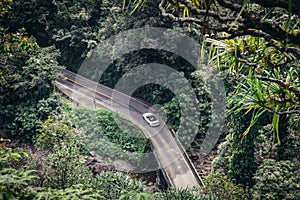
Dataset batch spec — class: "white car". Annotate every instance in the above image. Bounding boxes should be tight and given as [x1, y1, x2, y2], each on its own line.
[142, 113, 160, 127]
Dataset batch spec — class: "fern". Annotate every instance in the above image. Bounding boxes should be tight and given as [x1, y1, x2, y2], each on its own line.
[0, 168, 37, 199]
[33, 185, 104, 200]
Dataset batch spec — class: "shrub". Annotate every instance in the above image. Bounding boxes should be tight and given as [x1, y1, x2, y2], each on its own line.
[211, 134, 231, 174]
[0, 145, 37, 199]
[120, 191, 156, 200]
[254, 125, 277, 163]
[32, 185, 104, 200]
[36, 115, 77, 150]
[0, 168, 37, 200]
[156, 188, 216, 200]
[2, 93, 62, 140]
[0, 38, 63, 140]
[72, 107, 150, 164]
[0, 45, 62, 105]
[252, 159, 300, 200]
[228, 112, 258, 188]
[201, 170, 249, 200]
[42, 142, 93, 189]
[93, 171, 147, 200]
[0, 143, 29, 169]
[275, 128, 300, 162]
[119, 188, 218, 200]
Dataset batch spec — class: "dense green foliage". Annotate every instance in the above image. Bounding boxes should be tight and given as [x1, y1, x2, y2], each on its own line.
[1, 0, 172, 70]
[72, 107, 150, 165]
[0, 168, 37, 199]
[43, 142, 93, 189]
[0, 39, 61, 104]
[0, 26, 63, 140]
[0, 145, 35, 199]
[3, 93, 62, 139]
[0, 143, 147, 199]
[211, 135, 231, 174]
[252, 159, 300, 200]
[1, 0, 300, 199]
[32, 185, 104, 200]
[201, 170, 248, 200]
[227, 113, 258, 188]
[36, 115, 77, 150]
[93, 171, 147, 200]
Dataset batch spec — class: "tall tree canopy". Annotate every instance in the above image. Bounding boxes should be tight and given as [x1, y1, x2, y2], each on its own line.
[123, 0, 300, 141]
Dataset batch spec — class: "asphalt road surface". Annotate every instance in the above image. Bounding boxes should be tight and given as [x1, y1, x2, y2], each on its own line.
[55, 69, 203, 189]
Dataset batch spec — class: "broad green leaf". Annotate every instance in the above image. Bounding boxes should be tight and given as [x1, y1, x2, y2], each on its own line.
[272, 113, 281, 145]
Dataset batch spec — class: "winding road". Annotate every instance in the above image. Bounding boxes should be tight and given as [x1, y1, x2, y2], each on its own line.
[55, 69, 204, 189]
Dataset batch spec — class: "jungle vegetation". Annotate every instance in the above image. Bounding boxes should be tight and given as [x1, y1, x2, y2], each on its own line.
[0, 0, 299, 199]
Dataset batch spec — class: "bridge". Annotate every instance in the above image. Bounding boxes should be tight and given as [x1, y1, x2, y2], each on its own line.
[55, 69, 204, 189]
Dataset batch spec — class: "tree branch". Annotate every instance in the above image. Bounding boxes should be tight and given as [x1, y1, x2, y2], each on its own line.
[161, 0, 300, 58]
[217, 29, 300, 59]
[217, 0, 300, 46]
[180, 0, 240, 22]
[262, 105, 300, 115]
[251, 0, 300, 16]
[256, 75, 300, 99]
[237, 58, 260, 67]
[159, 0, 227, 32]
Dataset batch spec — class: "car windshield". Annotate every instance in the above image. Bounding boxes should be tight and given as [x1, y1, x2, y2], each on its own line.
[146, 115, 157, 122]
